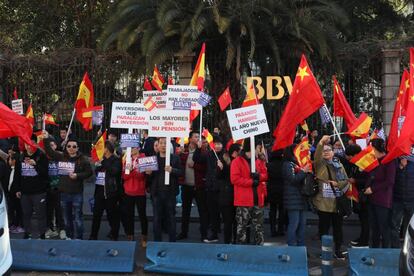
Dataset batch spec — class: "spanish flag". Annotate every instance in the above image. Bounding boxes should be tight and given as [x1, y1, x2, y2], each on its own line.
[350, 145, 379, 172]
[151, 66, 165, 91]
[190, 43, 205, 91]
[144, 77, 153, 91]
[346, 182, 359, 203]
[75, 72, 94, 131]
[144, 96, 157, 111]
[91, 130, 107, 162]
[242, 83, 259, 107]
[293, 136, 312, 170]
[25, 104, 34, 126]
[346, 112, 372, 138]
[300, 120, 309, 133]
[44, 113, 58, 126]
[202, 128, 214, 150]
[34, 130, 45, 150]
[176, 137, 189, 145]
[81, 105, 103, 118]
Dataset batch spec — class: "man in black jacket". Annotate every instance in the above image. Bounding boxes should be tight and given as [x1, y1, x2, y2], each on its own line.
[16, 140, 49, 239]
[89, 141, 122, 240]
[146, 137, 183, 242]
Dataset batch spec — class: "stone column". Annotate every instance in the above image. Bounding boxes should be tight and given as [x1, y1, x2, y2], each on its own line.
[176, 54, 194, 85]
[381, 49, 402, 135]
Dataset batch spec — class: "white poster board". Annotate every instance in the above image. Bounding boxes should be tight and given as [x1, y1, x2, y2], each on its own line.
[166, 85, 202, 110]
[110, 102, 149, 130]
[12, 99, 23, 115]
[148, 109, 191, 138]
[226, 104, 270, 141]
[143, 90, 167, 109]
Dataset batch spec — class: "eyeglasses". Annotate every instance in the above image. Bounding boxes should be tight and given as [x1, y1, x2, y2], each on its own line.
[67, 145, 78, 149]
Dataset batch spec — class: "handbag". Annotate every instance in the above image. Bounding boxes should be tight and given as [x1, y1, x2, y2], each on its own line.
[327, 166, 352, 218]
[301, 173, 318, 197]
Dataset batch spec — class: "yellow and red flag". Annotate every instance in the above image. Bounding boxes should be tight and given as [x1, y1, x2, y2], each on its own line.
[91, 130, 107, 162]
[144, 96, 157, 111]
[81, 105, 103, 118]
[202, 128, 214, 150]
[346, 112, 372, 138]
[25, 104, 34, 126]
[75, 72, 94, 131]
[272, 54, 325, 150]
[225, 138, 244, 151]
[34, 130, 45, 150]
[350, 145, 379, 172]
[346, 183, 359, 203]
[151, 66, 165, 91]
[242, 83, 259, 107]
[176, 137, 189, 145]
[300, 120, 310, 133]
[293, 136, 312, 170]
[44, 113, 58, 126]
[190, 43, 206, 91]
[333, 76, 357, 129]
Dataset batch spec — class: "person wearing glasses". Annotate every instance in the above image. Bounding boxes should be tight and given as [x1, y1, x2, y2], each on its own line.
[313, 135, 349, 260]
[43, 130, 93, 240]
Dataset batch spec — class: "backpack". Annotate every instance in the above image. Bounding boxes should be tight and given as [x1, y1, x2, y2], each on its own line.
[301, 173, 318, 197]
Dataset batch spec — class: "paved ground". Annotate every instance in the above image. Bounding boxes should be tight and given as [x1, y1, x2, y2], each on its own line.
[10, 181, 359, 275]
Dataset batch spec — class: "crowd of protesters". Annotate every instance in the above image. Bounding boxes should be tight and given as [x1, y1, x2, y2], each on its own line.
[0, 125, 411, 259]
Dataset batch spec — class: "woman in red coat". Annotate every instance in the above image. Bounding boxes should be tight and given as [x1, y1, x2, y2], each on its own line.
[231, 139, 268, 245]
[122, 147, 148, 247]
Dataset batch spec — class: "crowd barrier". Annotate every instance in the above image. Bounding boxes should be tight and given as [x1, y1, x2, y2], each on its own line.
[348, 247, 400, 276]
[10, 239, 136, 273]
[145, 241, 308, 275]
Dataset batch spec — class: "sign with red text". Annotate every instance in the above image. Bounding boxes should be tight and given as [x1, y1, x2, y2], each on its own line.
[143, 90, 167, 109]
[226, 104, 269, 140]
[12, 99, 23, 115]
[166, 85, 202, 110]
[110, 102, 149, 129]
[148, 109, 190, 137]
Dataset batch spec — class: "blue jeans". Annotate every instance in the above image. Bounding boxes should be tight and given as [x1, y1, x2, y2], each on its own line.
[391, 201, 414, 248]
[61, 192, 83, 239]
[287, 210, 306, 246]
[152, 192, 176, 242]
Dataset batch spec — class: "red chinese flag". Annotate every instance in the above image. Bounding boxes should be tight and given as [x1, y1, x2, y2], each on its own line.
[75, 72, 94, 131]
[218, 87, 232, 111]
[333, 76, 357, 129]
[272, 55, 325, 150]
[383, 48, 414, 164]
[387, 70, 410, 151]
[0, 102, 36, 148]
[13, 88, 18, 100]
[168, 76, 174, 85]
[144, 77, 153, 91]
[151, 66, 165, 91]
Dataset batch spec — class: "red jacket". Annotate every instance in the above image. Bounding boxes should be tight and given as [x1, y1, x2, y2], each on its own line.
[231, 156, 268, 207]
[122, 154, 146, 196]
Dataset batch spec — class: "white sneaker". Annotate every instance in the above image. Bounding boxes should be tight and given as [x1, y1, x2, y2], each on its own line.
[59, 230, 67, 240]
[176, 203, 182, 207]
[45, 229, 59, 239]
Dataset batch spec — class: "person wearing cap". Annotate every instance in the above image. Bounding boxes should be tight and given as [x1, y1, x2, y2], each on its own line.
[15, 138, 49, 239]
[43, 130, 93, 240]
[231, 139, 268, 245]
[219, 143, 241, 244]
[107, 130, 123, 157]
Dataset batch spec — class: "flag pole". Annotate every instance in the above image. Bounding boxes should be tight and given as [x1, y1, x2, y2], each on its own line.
[64, 108, 76, 145]
[42, 113, 46, 131]
[323, 103, 345, 150]
[199, 108, 203, 142]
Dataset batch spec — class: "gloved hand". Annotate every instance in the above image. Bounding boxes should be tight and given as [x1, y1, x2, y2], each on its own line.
[251, 172, 260, 181]
[252, 179, 259, 187]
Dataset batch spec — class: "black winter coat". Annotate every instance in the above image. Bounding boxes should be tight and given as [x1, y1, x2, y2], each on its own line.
[95, 154, 122, 199]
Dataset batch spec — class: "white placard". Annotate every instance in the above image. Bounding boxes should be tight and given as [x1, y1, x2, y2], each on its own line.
[226, 104, 269, 141]
[143, 90, 167, 109]
[166, 85, 202, 110]
[110, 102, 149, 129]
[12, 99, 23, 115]
[148, 109, 190, 138]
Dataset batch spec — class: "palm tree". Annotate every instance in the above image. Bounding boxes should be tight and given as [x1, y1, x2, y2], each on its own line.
[99, 0, 350, 101]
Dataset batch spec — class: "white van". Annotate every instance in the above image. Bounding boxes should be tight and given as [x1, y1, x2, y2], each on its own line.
[0, 185, 12, 275]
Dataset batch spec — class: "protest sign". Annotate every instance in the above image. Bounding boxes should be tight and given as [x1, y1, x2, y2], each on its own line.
[226, 104, 269, 141]
[143, 90, 167, 109]
[197, 92, 211, 107]
[173, 101, 191, 110]
[166, 85, 202, 110]
[138, 156, 158, 172]
[110, 102, 149, 129]
[148, 109, 190, 138]
[12, 99, 23, 115]
[95, 172, 105, 186]
[120, 133, 141, 148]
[21, 162, 38, 177]
[58, 161, 75, 176]
[48, 162, 58, 176]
